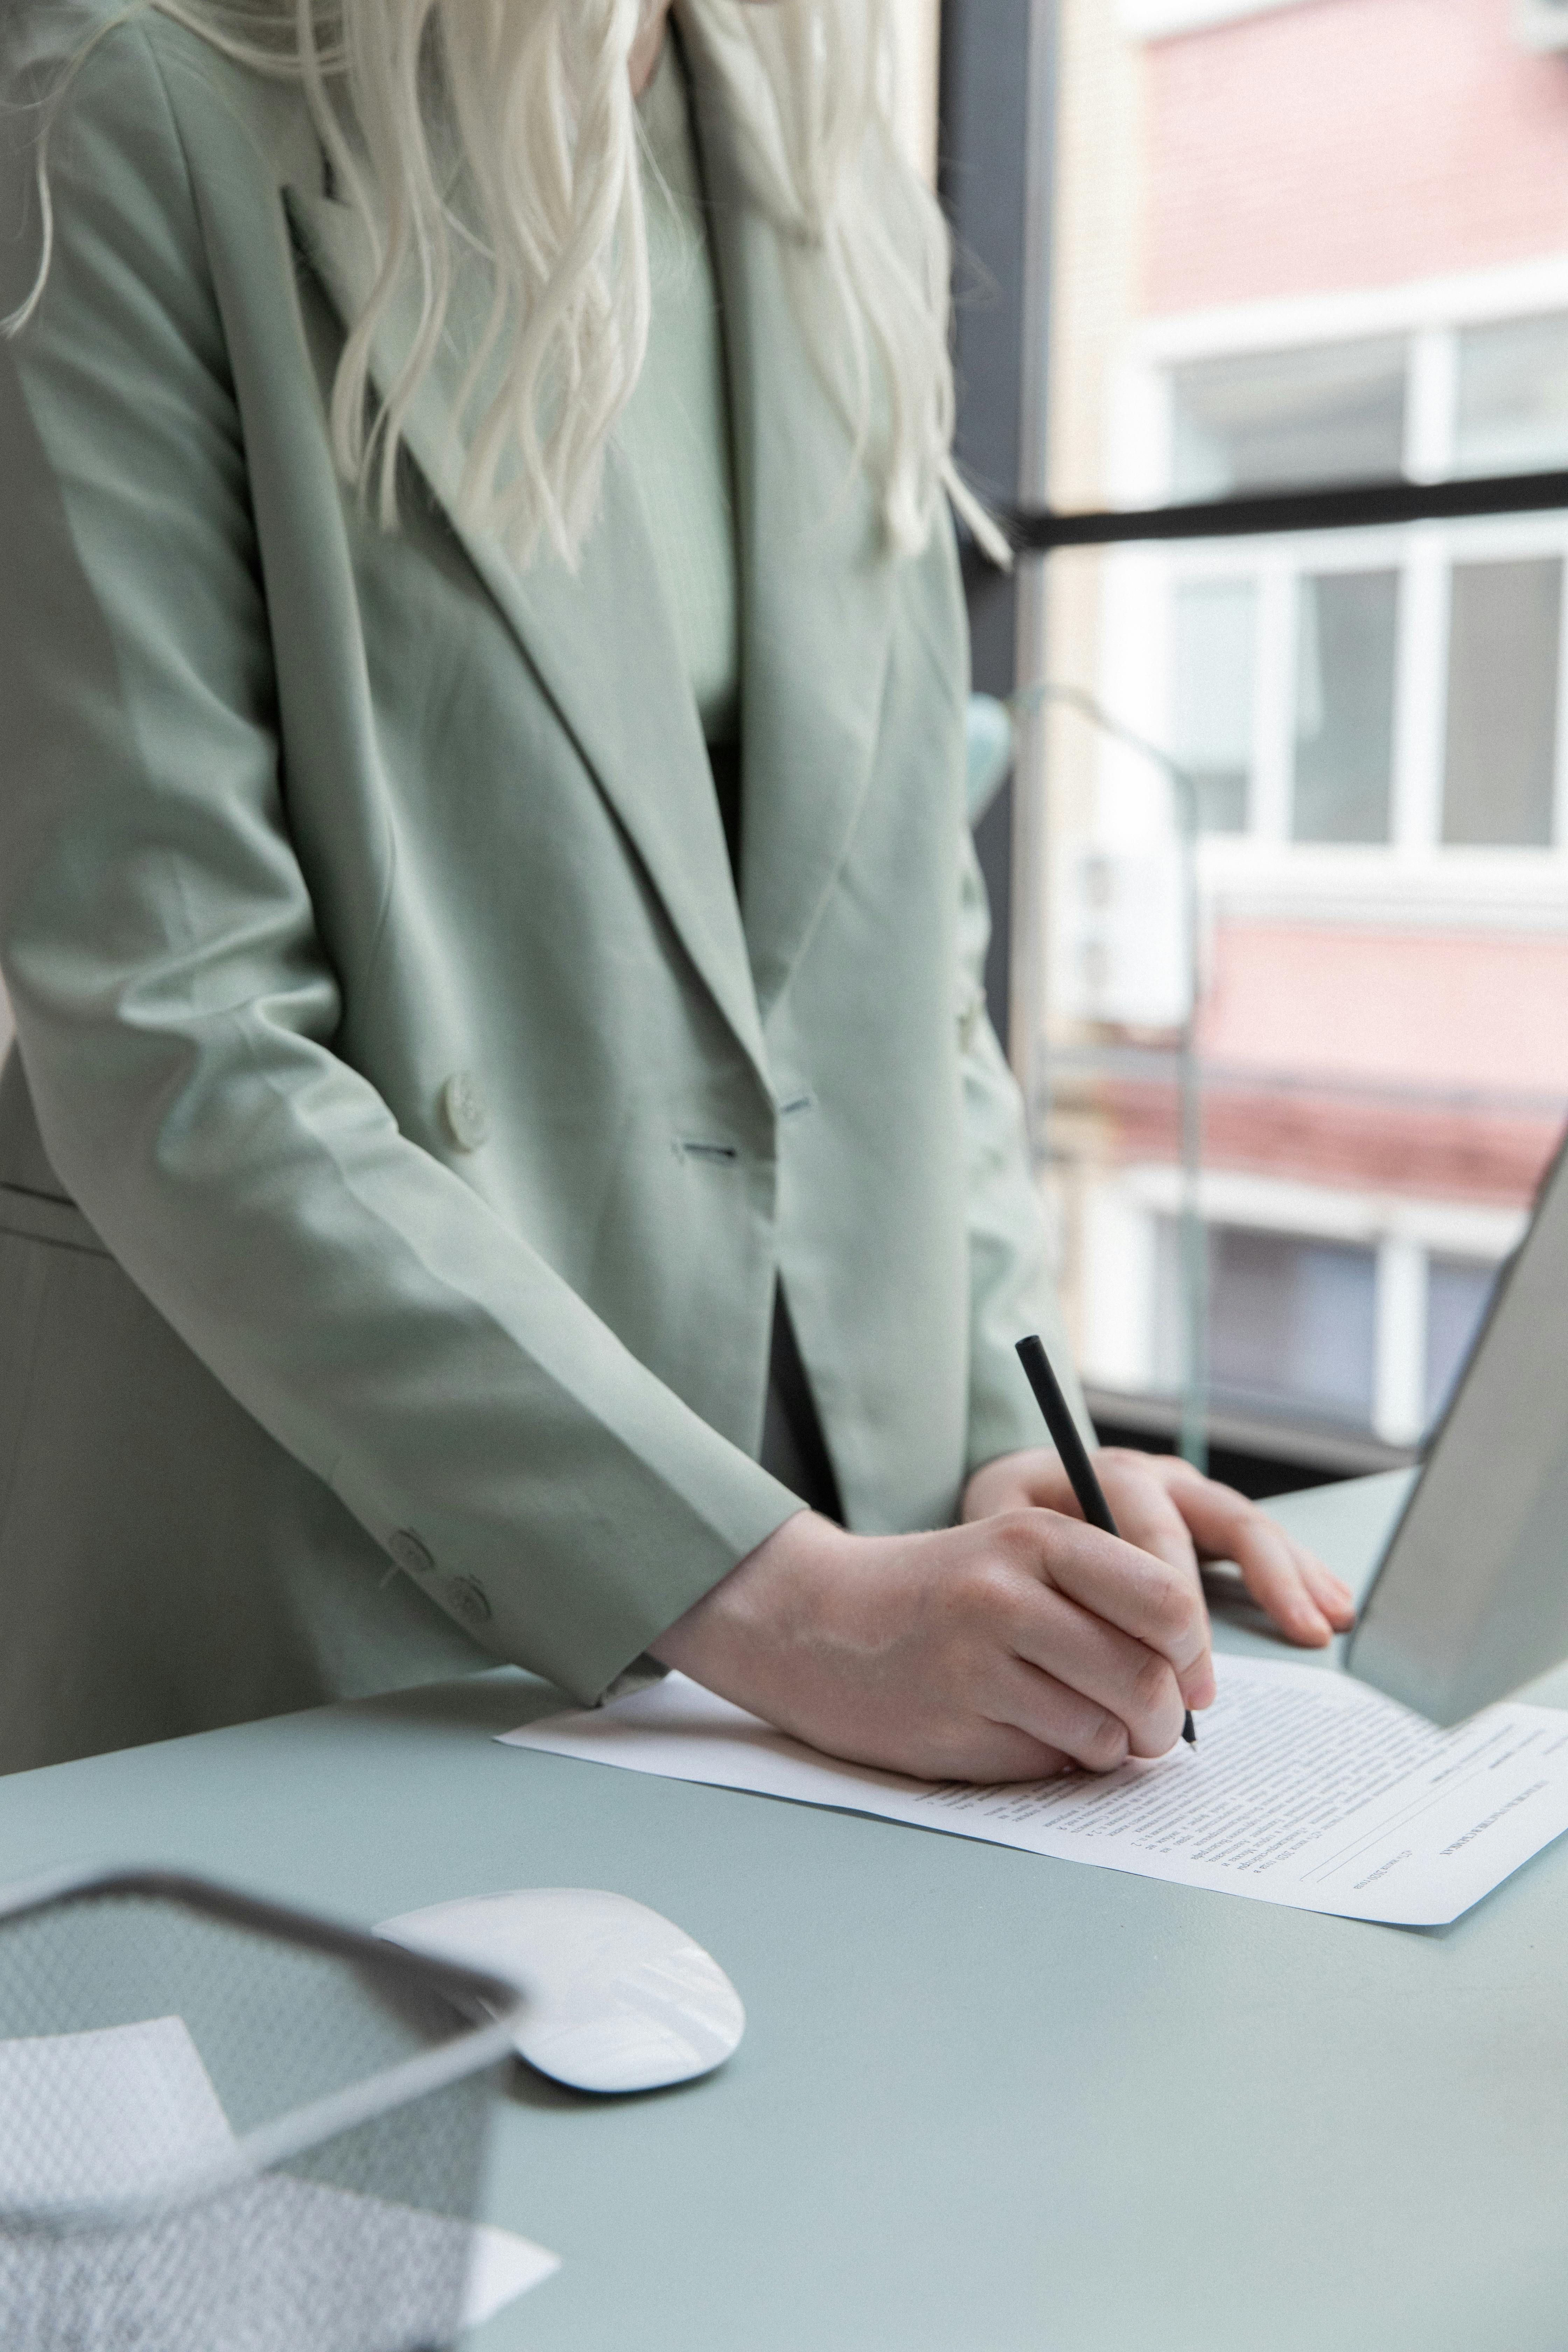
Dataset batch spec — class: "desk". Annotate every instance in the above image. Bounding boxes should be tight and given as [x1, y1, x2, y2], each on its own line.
[2, 1470, 1566, 2352]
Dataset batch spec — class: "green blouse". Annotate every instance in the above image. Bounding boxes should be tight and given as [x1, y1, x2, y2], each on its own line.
[621, 35, 741, 756]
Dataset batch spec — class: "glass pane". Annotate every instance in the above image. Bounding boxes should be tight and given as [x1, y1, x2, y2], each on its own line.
[1425, 1256, 1498, 1430]
[1292, 571, 1399, 843]
[1171, 579, 1254, 833]
[1210, 1227, 1377, 1426]
[1154, 1220, 1377, 1426]
[1442, 557, 1561, 847]
[1456, 315, 1568, 478]
[1171, 341, 1407, 502]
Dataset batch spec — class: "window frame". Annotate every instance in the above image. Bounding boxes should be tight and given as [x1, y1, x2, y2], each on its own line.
[1083, 1161, 1527, 1447]
[942, 1, 1568, 1482]
[1110, 512, 1568, 860]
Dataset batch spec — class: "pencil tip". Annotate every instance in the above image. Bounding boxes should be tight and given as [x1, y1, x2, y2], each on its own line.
[1182, 1710, 1197, 1747]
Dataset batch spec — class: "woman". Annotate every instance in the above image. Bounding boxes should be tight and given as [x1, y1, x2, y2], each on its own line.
[0, 0, 1351, 1777]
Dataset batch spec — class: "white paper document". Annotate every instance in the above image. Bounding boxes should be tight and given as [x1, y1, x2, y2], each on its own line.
[503, 1655, 1568, 1925]
[0, 2015, 558, 2348]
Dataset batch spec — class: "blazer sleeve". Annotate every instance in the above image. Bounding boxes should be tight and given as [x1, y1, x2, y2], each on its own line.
[0, 22, 799, 1705]
[954, 821, 1094, 1474]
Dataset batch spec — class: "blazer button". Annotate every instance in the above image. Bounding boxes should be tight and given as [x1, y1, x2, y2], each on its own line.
[445, 1573, 493, 1627]
[441, 1071, 490, 1152]
[388, 1529, 434, 1579]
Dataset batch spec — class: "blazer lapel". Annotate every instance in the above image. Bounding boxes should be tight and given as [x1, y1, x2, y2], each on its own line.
[683, 24, 899, 1021]
[282, 182, 770, 1090]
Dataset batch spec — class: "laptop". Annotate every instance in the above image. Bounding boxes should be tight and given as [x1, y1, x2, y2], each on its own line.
[1347, 1124, 1568, 1726]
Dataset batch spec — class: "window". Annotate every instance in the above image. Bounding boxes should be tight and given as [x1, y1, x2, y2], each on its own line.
[1171, 340, 1407, 500]
[1026, 0, 1568, 1470]
[1210, 1229, 1379, 1427]
[1155, 1222, 1378, 1427]
[1157, 515, 1568, 860]
[1172, 580, 1255, 833]
[1442, 558, 1562, 847]
[1136, 1195, 1514, 1446]
[1456, 315, 1568, 478]
[1292, 569, 1399, 844]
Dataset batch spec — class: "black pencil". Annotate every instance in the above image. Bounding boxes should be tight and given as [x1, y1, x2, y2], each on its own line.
[1015, 1334, 1197, 1748]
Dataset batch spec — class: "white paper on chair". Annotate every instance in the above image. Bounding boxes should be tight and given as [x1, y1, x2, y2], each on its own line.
[501, 1654, 1568, 1926]
[0, 2014, 559, 2344]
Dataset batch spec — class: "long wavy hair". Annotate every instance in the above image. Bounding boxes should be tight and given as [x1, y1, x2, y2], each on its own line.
[10, 0, 1007, 568]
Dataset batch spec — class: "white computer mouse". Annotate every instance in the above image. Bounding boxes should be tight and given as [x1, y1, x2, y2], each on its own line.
[375, 1888, 746, 2095]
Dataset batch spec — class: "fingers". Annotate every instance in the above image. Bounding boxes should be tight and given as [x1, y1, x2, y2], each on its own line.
[987, 1659, 1134, 1774]
[1293, 1540, 1357, 1630]
[1095, 1457, 1199, 1576]
[925, 1713, 1079, 1783]
[976, 1449, 1358, 1650]
[996, 1510, 1214, 1706]
[1001, 1585, 1191, 1760]
[1156, 1468, 1354, 1645]
[961, 1448, 1058, 1523]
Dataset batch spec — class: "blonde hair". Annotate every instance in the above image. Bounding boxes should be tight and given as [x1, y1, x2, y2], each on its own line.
[11, 0, 1009, 567]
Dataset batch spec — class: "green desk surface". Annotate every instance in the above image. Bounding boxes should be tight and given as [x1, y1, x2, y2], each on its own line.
[4, 1470, 1567, 2352]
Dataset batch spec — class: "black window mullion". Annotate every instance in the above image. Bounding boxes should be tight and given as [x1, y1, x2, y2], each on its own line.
[1006, 466, 1568, 553]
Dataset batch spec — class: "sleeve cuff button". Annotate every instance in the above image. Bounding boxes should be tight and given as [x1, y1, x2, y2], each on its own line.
[388, 1529, 435, 1578]
[445, 1574, 493, 1626]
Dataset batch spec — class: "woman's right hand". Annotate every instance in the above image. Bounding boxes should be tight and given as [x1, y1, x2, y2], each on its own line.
[648, 1507, 1215, 1783]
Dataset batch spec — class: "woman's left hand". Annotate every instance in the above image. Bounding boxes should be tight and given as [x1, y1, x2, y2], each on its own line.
[961, 1447, 1356, 1648]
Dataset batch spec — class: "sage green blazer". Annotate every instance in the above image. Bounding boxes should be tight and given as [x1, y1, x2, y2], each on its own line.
[0, 5, 1076, 1771]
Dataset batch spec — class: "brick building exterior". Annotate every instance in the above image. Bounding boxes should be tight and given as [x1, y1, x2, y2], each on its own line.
[1038, 0, 1568, 1456]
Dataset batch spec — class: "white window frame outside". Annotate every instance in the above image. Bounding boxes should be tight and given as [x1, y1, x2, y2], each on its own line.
[1092, 257, 1568, 908]
[1082, 1164, 1527, 1445]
